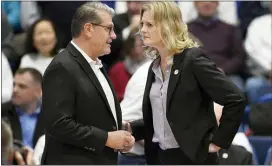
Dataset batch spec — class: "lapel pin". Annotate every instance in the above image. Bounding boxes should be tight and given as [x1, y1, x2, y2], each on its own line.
[174, 70, 179, 75]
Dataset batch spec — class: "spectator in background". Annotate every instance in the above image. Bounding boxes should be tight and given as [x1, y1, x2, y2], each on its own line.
[101, 1, 144, 70]
[244, 1, 271, 73]
[1, 11, 13, 43]
[1, 1, 21, 33]
[1, 68, 45, 149]
[113, 1, 143, 41]
[20, 1, 41, 31]
[178, 1, 238, 26]
[37, 1, 115, 48]
[1, 120, 14, 164]
[37, 1, 87, 48]
[20, 18, 62, 75]
[237, 1, 270, 39]
[1, 11, 24, 73]
[244, 2, 272, 104]
[108, 29, 150, 101]
[1, 53, 13, 103]
[188, 1, 246, 91]
[1, 120, 36, 165]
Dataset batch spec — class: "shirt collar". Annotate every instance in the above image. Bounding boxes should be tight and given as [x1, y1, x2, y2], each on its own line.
[152, 56, 173, 75]
[16, 105, 41, 116]
[152, 56, 173, 69]
[70, 41, 103, 69]
[195, 16, 218, 26]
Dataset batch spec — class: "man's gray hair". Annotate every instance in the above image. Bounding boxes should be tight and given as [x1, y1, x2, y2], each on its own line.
[71, 2, 115, 38]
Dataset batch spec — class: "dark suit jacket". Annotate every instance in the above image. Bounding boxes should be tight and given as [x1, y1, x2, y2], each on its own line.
[1, 101, 45, 148]
[41, 43, 122, 165]
[219, 145, 253, 165]
[131, 47, 246, 164]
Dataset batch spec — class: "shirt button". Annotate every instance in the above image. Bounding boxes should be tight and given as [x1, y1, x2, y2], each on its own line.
[114, 149, 118, 152]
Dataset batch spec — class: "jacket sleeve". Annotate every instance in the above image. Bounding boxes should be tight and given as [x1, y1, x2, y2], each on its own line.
[42, 63, 108, 154]
[190, 48, 246, 149]
[130, 119, 145, 141]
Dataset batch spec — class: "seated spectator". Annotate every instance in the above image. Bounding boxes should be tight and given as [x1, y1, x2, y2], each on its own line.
[1, 120, 13, 164]
[187, 1, 246, 91]
[108, 29, 150, 101]
[1, 68, 45, 149]
[20, 1, 41, 31]
[1, 1, 21, 33]
[101, 1, 144, 69]
[244, 2, 272, 104]
[37, 1, 87, 47]
[1, 11, 13, 43]
[244, 2, 271, 75]
[178, 1, 238, 25]
[1, 12, 22, 73]
[113, 1, 143, 41]
[2, 53, 13, 103]
[20, 18, 62, 75]
[245, 75, 272, 104]
[238, 1, 270, 39]
[1, 120, 35, 165]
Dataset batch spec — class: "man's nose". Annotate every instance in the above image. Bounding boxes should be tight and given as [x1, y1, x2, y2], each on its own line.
[110, 30, 117, 39]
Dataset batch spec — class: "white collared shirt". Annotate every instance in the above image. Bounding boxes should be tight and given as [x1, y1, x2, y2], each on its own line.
[71, 41, 118, 128]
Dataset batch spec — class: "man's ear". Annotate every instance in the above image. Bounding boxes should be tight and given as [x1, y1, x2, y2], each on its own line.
[83, 23, 93, 38]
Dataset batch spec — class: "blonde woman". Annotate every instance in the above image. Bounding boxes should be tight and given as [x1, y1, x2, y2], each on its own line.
[127, 2, 246, 165]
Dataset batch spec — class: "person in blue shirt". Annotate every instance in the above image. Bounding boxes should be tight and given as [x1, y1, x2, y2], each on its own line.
[1, 67, 45, 149]
[1, 1, 21, 33]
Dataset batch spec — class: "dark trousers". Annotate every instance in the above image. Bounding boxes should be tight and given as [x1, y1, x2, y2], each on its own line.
[157, 147, 219, 165]
[118, 153, 147, 165]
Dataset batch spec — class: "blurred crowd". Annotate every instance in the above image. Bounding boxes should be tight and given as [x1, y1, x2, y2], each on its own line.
[1, 1, 272, 165]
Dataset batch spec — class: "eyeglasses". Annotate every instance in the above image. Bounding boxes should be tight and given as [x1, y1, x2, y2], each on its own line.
[91, 23, 114, 35]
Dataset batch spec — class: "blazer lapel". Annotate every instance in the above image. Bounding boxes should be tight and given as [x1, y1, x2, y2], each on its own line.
[66, 43, 112, 114]
[167, 49, 188, 112]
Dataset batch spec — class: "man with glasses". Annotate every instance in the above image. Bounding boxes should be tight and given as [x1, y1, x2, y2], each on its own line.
[41, 2, 135, 164]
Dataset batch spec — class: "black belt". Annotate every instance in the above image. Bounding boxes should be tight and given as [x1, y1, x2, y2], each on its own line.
[121, 152, 139, 157]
